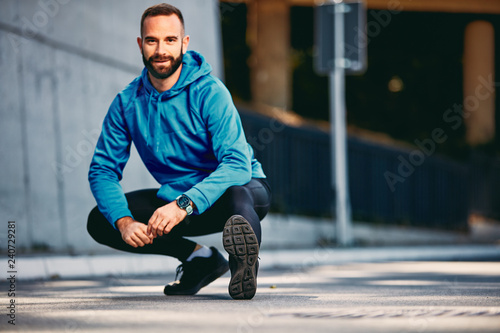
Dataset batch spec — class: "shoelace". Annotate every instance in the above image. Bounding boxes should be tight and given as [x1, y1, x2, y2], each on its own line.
[175, 264, 184, 281]
[175, 262, 198, 281]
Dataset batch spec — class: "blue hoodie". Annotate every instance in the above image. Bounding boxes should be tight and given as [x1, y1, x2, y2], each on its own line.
[89, 51, 265, 228]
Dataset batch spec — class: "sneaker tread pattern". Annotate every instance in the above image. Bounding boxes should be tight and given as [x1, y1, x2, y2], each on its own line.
[223, 215, 259, 300]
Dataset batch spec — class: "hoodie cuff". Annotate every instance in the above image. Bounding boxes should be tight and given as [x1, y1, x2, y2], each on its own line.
[184, 187, 210, 215]
[107, 208, 134, 230]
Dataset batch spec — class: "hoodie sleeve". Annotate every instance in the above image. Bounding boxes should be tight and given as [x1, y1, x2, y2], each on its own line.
[184, 78, 252, 214]
[88, 95, 133, 229]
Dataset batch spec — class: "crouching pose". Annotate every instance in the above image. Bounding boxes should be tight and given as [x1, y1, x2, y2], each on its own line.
[87, 3, 271, 300]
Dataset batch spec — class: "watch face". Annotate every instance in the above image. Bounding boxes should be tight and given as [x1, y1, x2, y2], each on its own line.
[178, 195, 190, 208]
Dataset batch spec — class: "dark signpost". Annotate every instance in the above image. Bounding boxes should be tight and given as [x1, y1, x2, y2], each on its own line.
[315, 0, 366, 245]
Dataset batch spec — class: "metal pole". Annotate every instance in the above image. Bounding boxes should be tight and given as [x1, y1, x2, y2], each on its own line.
[330, 1, 353, 246]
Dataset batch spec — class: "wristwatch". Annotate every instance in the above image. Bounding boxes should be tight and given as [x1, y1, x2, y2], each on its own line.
[176, 194, 193, 215]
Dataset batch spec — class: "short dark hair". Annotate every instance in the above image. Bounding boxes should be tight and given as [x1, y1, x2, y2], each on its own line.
[140, 3, 185, 37]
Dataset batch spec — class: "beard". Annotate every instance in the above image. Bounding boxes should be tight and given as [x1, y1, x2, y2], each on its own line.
[142, 46, 184, 80]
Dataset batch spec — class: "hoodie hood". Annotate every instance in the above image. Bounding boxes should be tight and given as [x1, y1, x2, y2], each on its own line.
[139, 50, 212, 150]
[140, 50, 212, 99]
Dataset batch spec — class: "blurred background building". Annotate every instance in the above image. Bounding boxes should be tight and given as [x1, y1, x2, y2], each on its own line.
[220, 0, 500, 231]
[1, 0, 499, 253]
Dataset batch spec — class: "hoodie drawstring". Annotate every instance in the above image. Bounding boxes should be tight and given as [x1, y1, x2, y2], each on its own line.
[155, 96, 161, 152]
[146, 92, 154, 148]
[146, 93, 162, 152]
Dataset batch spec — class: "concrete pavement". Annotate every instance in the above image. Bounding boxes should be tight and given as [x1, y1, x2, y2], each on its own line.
[11, 212, 500, 280]
[2, 219, 499, 332]
[1, 258, 499, 333]
[13, 244, 500, 280]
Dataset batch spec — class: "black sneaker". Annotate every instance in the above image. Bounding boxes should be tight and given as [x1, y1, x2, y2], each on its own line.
[164, 247, 229, 296]
[223, 215, 260, 300]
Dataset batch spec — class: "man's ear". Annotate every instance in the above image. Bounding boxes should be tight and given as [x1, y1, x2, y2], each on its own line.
[182, 35, 190, 54]
[137, 37, 143, 52]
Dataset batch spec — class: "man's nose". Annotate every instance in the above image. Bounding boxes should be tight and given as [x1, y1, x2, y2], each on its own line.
[156, 41, 168, 55]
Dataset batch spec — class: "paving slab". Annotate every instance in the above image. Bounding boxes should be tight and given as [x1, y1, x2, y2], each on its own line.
[1, 260, 499, 333]
[14, 244, 500, 280]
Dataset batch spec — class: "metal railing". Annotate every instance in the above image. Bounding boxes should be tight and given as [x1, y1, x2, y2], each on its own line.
[240, 110, 482, 231]
[468, 151, 500, 221]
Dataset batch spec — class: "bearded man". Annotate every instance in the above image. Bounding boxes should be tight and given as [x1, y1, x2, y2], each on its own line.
[87, 3, 271, 300]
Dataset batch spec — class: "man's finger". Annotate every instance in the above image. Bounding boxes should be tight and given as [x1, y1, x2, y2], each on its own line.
[137, 230, 152, 245]
[153, 219, 161, 237]
[164, 221, 172, 235]
[148, 210, 158, 224]
[165, 216, 181, 234]
[148, 218, 157, 237]
[147, 211, 158, 234]
[147, 221, 153, 235]
[157, 221, 165, 237]
[143, 226, 155, 243]
[138, 224, 153, 243]
[125, 236, 138, 248]
[132, 233, 146, 247]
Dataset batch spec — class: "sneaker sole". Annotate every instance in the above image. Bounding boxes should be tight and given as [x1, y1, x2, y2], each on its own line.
[223, 215, 259, 300]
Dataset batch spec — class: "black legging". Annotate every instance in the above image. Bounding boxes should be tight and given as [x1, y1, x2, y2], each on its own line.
[87, 178, 271, 262]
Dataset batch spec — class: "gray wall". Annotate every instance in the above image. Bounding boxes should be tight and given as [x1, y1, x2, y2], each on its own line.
[0, 0, 223, 253]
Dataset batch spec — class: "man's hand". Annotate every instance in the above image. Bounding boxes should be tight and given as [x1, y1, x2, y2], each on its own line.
[147, 201, 187, 238]
[116, 216, 154, 248]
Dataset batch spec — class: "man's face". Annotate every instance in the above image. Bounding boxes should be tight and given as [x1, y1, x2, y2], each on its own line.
[138, 15, 189, 80]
